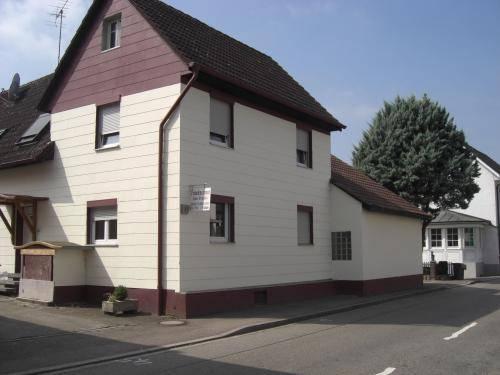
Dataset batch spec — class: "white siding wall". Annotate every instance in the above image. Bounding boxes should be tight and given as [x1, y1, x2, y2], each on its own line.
[330, 186, 364, 280]
[455, 161, 499, 226]
[0, 205, 14, 273]
[0, 84, 181, 290]
[177, 88, 333, 292]
[362, 211, 422, 280]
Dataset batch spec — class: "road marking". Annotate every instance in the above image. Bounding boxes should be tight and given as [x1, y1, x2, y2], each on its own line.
[444, 322, 478, 341]
[376, 367, 396, 375]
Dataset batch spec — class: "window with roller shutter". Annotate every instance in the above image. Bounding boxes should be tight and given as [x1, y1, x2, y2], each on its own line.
[96, 102, 120, 149]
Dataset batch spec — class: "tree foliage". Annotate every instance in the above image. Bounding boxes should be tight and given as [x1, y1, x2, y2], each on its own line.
[352, 94, 480, 214]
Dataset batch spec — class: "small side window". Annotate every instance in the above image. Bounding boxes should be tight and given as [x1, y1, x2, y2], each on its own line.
[210, 97, 233, 148]
[210, 195, 235, 243]
[332, 231, 352, 260]
[296, 127, 312, 168]
[297, 205, 313, 245]
[102, 15, 121, 51]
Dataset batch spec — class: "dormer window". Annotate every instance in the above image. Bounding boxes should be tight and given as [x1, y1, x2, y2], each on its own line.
[16, 113, 50, 146]
[0, 128, 8, 139]
[102, 15, 121, 51]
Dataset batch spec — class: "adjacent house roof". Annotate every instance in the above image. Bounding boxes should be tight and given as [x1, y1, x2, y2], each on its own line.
[330, 155, 431, 219]
[429, 210, 491, 226]
[0, 74, 55, 170]
[468, 145, 500, 177]
[40, 0, 344, 131]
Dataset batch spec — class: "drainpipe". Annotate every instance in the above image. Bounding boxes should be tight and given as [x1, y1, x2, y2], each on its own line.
[157, 64, 199, 315]
[496, 181, 500, 263]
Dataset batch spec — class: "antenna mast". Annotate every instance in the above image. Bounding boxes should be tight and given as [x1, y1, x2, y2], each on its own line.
[50, 0, 71, 64]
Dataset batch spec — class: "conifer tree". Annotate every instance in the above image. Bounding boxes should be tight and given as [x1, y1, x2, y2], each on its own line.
[352, 94, 479, 214]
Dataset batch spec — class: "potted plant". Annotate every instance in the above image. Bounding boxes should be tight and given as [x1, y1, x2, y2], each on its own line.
[102, 285, 138, 314]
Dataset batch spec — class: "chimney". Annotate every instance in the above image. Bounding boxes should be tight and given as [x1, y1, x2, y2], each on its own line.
[8, 73, 20, 101]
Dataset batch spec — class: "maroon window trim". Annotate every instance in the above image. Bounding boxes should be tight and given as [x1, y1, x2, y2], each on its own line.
[210, 93, 234, 149]
[211, 194, 235, 242]
[297, 205, 314, 245]
[87, 198, 117, 208]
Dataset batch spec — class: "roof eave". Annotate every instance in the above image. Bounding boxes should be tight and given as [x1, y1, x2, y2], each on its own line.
[0, 141, 55, 171]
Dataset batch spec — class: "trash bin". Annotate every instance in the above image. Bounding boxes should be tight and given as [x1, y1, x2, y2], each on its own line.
[453, 263, 466, 280]
[437, 261, 448, 276]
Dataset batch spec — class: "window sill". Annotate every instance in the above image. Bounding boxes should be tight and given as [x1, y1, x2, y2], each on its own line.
[296, 163, 312, 169]
[210, 140, 233, 150]
[88, 243, 119, 248]
[298, 243, 314, 246]
[210, 239, 234, 244]
[96, 144, 120, 152]
[101, 46, 120, 54]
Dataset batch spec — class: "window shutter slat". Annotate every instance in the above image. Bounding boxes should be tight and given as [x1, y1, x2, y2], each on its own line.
[210, 98, 231, 136]
[92, 206, 117, 219]
[99, 104, 120, 134]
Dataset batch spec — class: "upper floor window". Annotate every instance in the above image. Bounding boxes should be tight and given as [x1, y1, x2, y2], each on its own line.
[210, 96, 233, 148]
[296, 127, 312, 168]
[96, 102, 120, 149]
[430, 228, 442, 248]
[464, 228, 475, 247]
[447, 228, 459, 247]
[87, 200, 118, 246]
[297, 205, 313, 245]
[210, 195, 235, 243]
[102, 15, 121, 51]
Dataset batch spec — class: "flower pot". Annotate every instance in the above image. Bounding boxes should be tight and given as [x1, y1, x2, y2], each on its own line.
[102, 299, 138, 314]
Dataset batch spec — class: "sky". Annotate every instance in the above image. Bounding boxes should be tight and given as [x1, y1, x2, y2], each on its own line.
[1, 0, 499, 163]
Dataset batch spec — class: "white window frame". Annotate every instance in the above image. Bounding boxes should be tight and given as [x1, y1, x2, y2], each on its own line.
[103, 15, 121, 51]
[91, 209, 118, 246]
[446, 228, 459, 248]
[430, 228, 443, 249]
[332, 231, 352, 260]
[210, 202, 230, 243]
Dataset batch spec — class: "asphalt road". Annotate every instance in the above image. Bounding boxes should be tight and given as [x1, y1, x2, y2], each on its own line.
[52, 280, 500, 375]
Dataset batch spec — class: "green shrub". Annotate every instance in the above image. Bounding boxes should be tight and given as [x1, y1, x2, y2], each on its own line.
[111, 285, 128, 301]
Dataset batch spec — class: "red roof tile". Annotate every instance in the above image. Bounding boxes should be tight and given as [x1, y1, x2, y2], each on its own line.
[331, 155, 430, 219]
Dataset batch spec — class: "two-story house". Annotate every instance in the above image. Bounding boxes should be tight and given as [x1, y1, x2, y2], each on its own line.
[0, 0, 429, 317]
[423, 146, 500, 278]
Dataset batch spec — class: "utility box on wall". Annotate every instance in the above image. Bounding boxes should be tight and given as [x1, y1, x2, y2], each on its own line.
[15, 241, 88, 304]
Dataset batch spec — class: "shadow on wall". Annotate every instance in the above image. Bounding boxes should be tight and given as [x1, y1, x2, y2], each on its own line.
[0, 314, 293, 375]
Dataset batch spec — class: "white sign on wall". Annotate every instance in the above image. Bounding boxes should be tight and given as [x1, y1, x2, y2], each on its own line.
[191, 185, 211, 211]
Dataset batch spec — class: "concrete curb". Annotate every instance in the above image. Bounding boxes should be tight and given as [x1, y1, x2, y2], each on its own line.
[11, 284, 459, 375]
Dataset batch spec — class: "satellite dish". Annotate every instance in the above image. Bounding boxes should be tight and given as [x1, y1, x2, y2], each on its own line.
[8, 73, 20, 101]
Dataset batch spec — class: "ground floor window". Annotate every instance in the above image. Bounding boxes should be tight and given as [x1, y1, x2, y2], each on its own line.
[332, 231, 352, 260]
[431, 228, 442, 248]
[210, 195, 234, 243]
[297, 205, 313, 245]
[464, 227, 475, 247]
[447, 228, 459, 247]
[87, 199, 117, 245]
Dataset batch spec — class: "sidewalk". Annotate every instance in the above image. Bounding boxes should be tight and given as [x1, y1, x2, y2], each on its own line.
[1, 281, 467, 375]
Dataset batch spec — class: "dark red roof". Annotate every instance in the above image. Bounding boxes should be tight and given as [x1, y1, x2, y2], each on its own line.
[0, 74, 55, 170]
[129, 0, 344, 130]
[40, 0, 344, 131]
[331, 155, 430, 219]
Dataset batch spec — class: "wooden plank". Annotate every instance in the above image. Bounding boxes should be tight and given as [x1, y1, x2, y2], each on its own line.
[20, 249, 55, 256]
[0, 208, 13, 235]
[14, 202, 35, 240]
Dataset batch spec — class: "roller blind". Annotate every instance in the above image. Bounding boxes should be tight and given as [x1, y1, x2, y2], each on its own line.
[99, 103, 120, 135]
[210, 98, 231, 137]
[297, 210, 311, 244]
[297, 128, 310, 152]
[92, 206, 117, 220]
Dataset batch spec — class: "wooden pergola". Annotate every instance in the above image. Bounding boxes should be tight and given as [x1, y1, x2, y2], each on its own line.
[0, 194, 48, 241]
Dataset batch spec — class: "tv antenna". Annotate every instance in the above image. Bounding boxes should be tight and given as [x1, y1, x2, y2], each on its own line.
[50, 0, 71, 64]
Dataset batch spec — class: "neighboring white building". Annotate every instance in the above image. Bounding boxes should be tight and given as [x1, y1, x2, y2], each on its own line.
[0, 0, 429, 317]
[423, 147, 500, 278]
